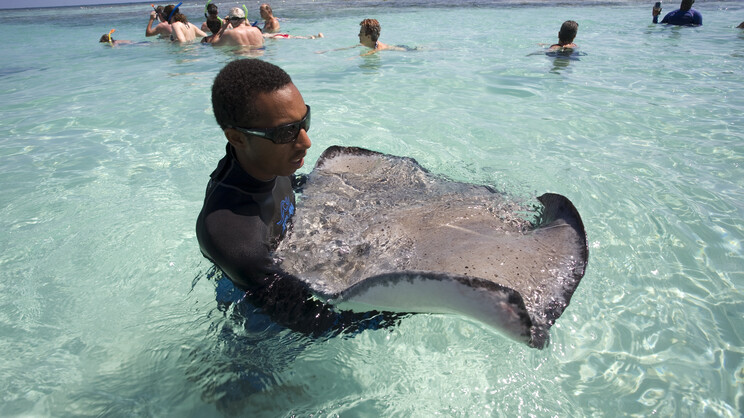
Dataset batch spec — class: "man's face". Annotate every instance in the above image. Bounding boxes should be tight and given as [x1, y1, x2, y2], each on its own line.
[358, 28, 371, 44]
[230, 83, 311, 181]
[260, 5, 269, 18]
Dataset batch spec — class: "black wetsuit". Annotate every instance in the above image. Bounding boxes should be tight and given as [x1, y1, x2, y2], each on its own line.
[196, 144, 400, 336]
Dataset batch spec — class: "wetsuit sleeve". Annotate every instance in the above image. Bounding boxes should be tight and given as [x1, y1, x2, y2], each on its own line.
[199, 208, 278, 290]
[693, 11, 702, 25]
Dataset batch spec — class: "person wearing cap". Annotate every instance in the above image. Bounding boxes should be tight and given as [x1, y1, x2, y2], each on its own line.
[211, 7, 264, 47]
[145, 4, 173, 38]
[653, 0, 702, 26]
[260, 3, 280, 33]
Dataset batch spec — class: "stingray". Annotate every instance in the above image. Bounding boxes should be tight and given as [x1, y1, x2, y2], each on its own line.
[274, 146, 588, 348]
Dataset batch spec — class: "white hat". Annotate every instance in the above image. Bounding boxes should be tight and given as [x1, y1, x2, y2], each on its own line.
[227, 7, 245, 19]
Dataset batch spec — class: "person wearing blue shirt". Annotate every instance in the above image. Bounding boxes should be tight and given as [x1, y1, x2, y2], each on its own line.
[653, 0, 702, 26]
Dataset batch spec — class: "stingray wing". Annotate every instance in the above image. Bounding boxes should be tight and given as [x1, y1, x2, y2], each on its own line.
[275, 146, 588, 348]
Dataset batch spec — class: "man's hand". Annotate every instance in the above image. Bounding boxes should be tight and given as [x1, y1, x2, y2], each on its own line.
[150, 10, 157, 20]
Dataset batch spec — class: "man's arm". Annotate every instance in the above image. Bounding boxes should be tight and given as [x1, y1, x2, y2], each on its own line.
[194, 26, 208, 37]
[652, 6, 662, 24]
[211, 20, 234, 46]
[145, 12, 159, 36]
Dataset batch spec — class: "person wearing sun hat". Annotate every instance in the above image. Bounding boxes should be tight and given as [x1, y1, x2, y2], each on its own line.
[211, 7, 264, 47]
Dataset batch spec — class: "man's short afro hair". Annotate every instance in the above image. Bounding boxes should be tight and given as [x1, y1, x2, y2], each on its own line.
[211, 59, 293, 130]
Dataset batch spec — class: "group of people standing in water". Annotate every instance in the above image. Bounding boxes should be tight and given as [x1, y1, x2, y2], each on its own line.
[148, 2, 321, 47]
[99, 0, 742, 54]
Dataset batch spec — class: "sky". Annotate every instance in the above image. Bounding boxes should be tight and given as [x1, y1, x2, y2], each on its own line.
[0, 0, 145, 9]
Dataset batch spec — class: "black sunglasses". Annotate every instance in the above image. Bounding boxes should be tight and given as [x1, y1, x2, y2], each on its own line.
[228, 105, 310, 144]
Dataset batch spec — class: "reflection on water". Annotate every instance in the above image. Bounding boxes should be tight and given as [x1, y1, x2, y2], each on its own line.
[0, 0, 743, 416]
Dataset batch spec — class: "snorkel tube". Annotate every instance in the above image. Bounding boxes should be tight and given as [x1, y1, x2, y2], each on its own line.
[204, 0, 223, 23]
[107, 28, 115, 45]
[167, 1, 182, 22]
[150, 4, 163, 21]
[240, 4, 258, 26]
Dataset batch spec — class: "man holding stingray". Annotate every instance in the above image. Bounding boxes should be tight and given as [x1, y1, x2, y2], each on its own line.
[196, 59, 397, 335]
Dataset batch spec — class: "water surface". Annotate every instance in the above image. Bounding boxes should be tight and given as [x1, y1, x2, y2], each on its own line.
[1, 0, 743, 416]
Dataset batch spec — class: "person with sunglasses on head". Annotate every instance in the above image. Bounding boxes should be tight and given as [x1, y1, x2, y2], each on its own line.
[211, 7, 264, 47]
[145, 4, 173, 38]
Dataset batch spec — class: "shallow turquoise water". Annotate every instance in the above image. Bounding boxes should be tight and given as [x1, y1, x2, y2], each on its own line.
[1, 0, 743, 416]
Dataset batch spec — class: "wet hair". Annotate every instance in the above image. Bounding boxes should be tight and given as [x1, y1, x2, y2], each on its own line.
[558, 20, 578, 44]
[359, 18, 381, 42]
[206, 16, 222, 34]
[212, 59, 293, 129]
[162, 5, 176, 21]
[206, 3, 218, 16]
[99, 33, 113, 43]
[172, 12, 188, 23]
[680, 0, 694, 11]
[261, 3, 273, 14]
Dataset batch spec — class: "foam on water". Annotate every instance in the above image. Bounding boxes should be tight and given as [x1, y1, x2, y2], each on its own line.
[1, 0, 743, 416]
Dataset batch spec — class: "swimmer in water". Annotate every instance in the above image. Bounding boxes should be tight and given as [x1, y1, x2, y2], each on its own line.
[99, 30, 133, 46]
[358, 19, 409, 55]
[201, 2, 221, 34]
[170, 8, 207, 42]
[201, 16, 222, 43]
[316, 18, 413, 55]
[260, 3, 280, 33]
[549, 20, 578, 51]
[211, 7, 264, 47]
[548, 20, 579, 51]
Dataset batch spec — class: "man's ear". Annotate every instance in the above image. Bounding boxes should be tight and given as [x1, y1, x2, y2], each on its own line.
[224, 128, 245, 148]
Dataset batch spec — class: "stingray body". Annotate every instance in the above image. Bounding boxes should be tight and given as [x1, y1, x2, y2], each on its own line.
[275, 146, 588, 348]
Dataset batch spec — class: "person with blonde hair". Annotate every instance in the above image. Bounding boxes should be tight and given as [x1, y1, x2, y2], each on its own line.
[260, 3, 280, 33]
